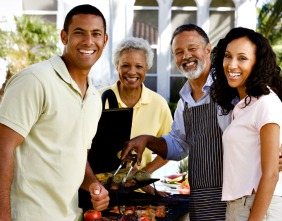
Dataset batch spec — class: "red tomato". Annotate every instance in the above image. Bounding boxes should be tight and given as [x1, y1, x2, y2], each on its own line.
[83, 209, 102, 221]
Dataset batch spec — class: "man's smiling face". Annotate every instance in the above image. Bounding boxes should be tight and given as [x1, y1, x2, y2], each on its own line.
[61, 13, 108, 73]
[171, 30, 211, 80]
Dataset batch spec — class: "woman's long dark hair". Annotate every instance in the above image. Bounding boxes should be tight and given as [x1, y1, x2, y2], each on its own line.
[210, 27, 282, 115]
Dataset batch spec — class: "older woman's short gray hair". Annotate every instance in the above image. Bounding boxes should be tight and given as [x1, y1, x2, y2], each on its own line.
[112, 37, 154, 69]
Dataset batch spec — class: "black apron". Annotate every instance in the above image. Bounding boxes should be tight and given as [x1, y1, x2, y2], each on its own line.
[183, 100, 226, 220]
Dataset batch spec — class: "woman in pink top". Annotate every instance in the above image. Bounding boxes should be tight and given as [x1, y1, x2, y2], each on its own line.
[211, 27, 282, 221]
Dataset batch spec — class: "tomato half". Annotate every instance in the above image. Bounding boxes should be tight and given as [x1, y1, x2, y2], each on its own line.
[83, 209, 102, 221]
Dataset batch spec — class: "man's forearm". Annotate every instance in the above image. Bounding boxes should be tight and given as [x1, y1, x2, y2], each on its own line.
[146, 136, 168, 158]
[0, 150, 14, 220]
[80, 161, 100, 191]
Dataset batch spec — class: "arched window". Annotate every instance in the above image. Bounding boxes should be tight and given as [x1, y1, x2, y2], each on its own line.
[133, 0, 158, 91]
[170, 0, 197, 103]
[22, 0, 57, 23]
[209, 0, 235, 46]
[171, 0, 197, 32]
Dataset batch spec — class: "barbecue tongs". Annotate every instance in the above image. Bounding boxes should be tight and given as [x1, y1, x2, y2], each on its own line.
[112, 153, 137, 186]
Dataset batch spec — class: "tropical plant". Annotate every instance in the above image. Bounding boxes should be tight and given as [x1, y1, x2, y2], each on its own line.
[0, 15, 61, 102]
[168, 102, 177, 118]
[178, 157, 188, 174]
[256, 0, 282, 69]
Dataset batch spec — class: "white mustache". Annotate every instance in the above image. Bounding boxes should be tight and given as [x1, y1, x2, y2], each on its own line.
[181, 57, 197, 67]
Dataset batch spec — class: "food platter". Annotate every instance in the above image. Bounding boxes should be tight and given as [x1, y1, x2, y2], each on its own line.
[160, 173, 187, 189]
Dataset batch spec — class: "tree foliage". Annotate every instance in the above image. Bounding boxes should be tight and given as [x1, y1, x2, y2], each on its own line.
[0, 15, 61, 101]
[257, 0, 282, 69]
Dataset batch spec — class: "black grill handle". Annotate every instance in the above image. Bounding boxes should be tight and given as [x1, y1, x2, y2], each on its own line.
[101, 89, 119, 109]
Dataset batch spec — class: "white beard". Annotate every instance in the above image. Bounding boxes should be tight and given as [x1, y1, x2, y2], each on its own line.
[180, 58, 205, 80]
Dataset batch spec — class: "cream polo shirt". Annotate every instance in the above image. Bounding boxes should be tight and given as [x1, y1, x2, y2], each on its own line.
[0, 55, 102, 221]
[222, 90, 282, 201]
[100, 82, 173, 169]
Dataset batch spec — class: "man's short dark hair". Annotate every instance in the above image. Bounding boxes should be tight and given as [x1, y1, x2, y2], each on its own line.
[63, 4, 106, 33]
[170, 24, 210, 46]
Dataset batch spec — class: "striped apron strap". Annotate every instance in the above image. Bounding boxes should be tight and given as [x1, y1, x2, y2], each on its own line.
[183, 100, 223, 189]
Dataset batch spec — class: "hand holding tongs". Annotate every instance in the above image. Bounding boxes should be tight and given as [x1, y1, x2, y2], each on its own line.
[112, 153, 137, 185]
[121, 154, 137, 186]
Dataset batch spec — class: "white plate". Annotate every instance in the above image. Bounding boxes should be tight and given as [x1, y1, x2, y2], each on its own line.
[160, 181, 180, 189]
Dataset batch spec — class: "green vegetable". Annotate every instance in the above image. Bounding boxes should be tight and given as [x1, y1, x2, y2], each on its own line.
[112, 174, 124, 184]
[135, 169, 151, 181]
[78, 212, 83, 221]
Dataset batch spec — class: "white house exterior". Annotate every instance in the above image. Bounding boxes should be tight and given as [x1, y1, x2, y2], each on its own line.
[0, 0, 257, 102]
